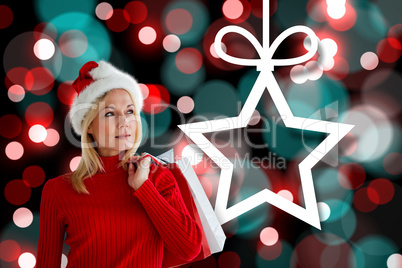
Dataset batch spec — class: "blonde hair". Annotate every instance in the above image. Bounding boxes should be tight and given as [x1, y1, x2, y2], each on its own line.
[70, 89, 143, 194]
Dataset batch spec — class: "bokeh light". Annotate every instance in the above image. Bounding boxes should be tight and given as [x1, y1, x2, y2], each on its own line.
[177, 96, 195, 114]
[218, 251, 241, 268]
[4, 179, 31, 205]
[8, 85, 25, 102]
[383, 152, 402, 175]
[354, 187, 377, 212]
[223, 0, 244, 20]
[165, 8, 193, 35]
[25, 102, 54, 127]
[0, 240, 20, 262]
[360, 51, 379, 70]
[69, 156, 81, 172]
[33, 38, 55, 60]
[125, 1, 147, 24]
[327, 3, 357, 31]
[106, 9, 130, 32]
[175, 48, 203, 74]
[59, 30, 88, 58]
[18, 252, 36, 268]
[142, 84, 170, 114]
[29, 124, 47, 143]
[5, 142, 24, 160]
[25, 67, 55, 95]
[23, 166, 46, 188]
[13, 208, 33, 228]
[387, 253, 402, 268]
[317, 202, 331, 221]
[182, 144, 203, 166]
[338, 163, 366, 190]
[61, 254, 68, 268]
[163, 34, 181, 53]
[43, 128, 60, 147]
[277, 189, 293, 202]
[377, 38, 402, 63]
[0, 5, 13, 29]
[57, 82, 77, 105]
[290, 65, 308, 84]
[138, 26, 157, 45]
[367, 178, 395, 205]
[95, 2, 113, 20]
[260, 227, 279, 246]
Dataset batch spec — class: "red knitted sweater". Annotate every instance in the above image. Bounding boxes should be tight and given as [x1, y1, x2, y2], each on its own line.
[36, 154, 202, 267]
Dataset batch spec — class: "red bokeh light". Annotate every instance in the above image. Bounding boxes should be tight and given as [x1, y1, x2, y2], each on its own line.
[377, 38, 402, 63]
[106, 9, 130, 32]
[367, 178, 395, 205]
[165, 8, 193, 35]
[353, 187, 377, 213]
[23, 166, 46, 188]
[0, 240, 20, 262]
[25, 67, 54, 95]
[257, 240, 282, 260]
[5, 67, 30, 89]
[142, 84, 170, 114]
[4, 179, 31, 205]
[306, 0, 327, 22]
[125, 1, 147, 24]
[218, 251, 241, 268]
[338, 163, 366, 190]
[25, 102, 54, 127]
[43, 128, 60, 147]
[57, 81, 77, 105]
[0, 114, 22, 139]
[175, 47, 203, 74]
[327, 3, 356, 31]
[0, 5, 13, 29]
[223, 0, 252, 24]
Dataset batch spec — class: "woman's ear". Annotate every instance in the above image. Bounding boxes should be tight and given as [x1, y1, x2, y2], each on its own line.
[88, 125, 93, 134]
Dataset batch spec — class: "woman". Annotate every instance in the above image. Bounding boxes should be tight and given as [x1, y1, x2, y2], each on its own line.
[36, 61, 202, 267]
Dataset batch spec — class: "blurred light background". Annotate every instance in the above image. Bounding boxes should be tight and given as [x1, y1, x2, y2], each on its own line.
[0, 0, 401, 267]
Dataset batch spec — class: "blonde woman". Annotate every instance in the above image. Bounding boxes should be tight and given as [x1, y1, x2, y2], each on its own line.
[36, 61, 202, 267]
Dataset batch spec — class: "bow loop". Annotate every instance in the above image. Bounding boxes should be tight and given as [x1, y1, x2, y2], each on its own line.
[214, 24, 319, 72]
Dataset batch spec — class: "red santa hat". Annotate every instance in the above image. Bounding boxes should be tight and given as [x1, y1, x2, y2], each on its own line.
[69, 60, 143, 136]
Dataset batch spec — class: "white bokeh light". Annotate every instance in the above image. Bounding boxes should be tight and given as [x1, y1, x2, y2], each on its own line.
[318, 202, 331, 221]
[182, 144, 203, 165]
[18, 252, 36, 268]
[13, 207, 33, 228]
[327, 5, 346, 19]
[33, 39, 55, 60]
[290, 65, 309, 84]
[28, 124, 47, 143]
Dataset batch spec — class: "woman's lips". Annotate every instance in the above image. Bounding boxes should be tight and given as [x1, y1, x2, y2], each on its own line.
[115, 134, 131, 139]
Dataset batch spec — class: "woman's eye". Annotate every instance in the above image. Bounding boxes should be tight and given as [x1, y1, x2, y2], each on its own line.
[127, 109, 134, 114]
[105, 112, 114, 117]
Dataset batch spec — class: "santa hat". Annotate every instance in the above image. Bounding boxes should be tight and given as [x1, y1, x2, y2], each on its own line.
[69, 60, 143, 136]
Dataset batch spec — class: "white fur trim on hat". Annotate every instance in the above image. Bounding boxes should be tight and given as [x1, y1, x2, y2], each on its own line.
[69, 61, 143, 136]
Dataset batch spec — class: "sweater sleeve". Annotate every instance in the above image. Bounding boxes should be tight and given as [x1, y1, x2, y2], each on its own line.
[133, 165, 202, 261]
[36, 179, 65, 267]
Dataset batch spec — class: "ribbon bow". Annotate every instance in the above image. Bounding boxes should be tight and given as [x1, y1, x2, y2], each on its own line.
[214, 21, 318, 72]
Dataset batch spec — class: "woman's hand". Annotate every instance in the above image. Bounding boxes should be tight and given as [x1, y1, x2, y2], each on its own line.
[128, 155, 152, 190]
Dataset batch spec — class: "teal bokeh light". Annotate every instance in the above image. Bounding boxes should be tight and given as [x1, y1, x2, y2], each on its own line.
[286, 77, 350, 119]
[34, 0, 96, 22]
[161, 53, 205, 96]
[314, 167, 353, 202]
[256, 240, 293, 267]
[162, 1, 210, 46]
[43, 12, 111, 82]
[193, 80, 240, 119]
[144, 108, 172, 138]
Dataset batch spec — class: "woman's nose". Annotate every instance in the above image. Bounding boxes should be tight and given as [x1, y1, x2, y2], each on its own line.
[118, 115, 129, 128]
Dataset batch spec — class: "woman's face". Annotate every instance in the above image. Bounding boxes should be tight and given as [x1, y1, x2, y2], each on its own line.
[88, 89, 138, 156]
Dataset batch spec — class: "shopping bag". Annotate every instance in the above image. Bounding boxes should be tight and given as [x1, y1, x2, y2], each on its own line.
[141, 152, 225, 267]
